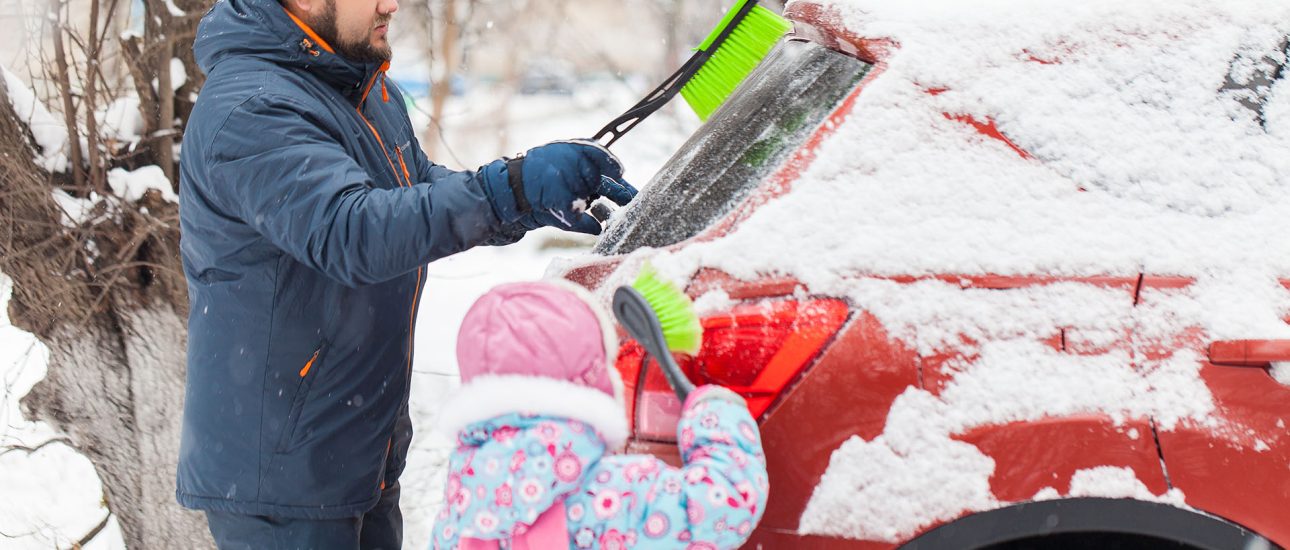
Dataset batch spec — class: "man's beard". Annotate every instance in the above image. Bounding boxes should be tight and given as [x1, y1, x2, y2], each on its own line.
[309, 0, 391, 63]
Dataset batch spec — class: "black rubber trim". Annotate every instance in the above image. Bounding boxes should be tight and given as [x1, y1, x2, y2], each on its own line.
[900, 498, 1278, 550]
[505, 156, 530, 214]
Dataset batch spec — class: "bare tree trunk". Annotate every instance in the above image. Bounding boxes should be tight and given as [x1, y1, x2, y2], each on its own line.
[1, 95, 212, 546]
[1, 0, 213, 543]
[425, 0, 458, 160]
[21, 305, 205, 548]
[48, 0, 86, 191]
[85, 0, 106, 190]
[155, 50, 177, 184]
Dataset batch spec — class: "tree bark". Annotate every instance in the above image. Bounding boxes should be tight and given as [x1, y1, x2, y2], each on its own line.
[1, 55, 214, 549]
[20, 306, 209, 549]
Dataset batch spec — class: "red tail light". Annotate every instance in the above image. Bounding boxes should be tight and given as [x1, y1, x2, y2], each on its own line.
[621, 298, 849, 441]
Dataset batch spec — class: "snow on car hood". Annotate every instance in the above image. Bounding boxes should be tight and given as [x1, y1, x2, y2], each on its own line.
[628, 0, 1290, 541]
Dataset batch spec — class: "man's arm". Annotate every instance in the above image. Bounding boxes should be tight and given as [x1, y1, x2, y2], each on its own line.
[202, 93, 503, 287]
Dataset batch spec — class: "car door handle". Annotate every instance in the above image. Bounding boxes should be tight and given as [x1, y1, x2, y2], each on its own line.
[1208, 340, 1290, 367]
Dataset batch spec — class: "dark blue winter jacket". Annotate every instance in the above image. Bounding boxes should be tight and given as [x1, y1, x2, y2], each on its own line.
[177, 0, 505, 518]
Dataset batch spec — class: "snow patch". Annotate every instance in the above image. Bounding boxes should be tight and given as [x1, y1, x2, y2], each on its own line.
[52, 189, 105, 228]
[799, 389, 997, 541]
[1066, 466, 1187, 506]
[98, 97, 143, 142]
[1272, 363, 1290, 386]
[0, 273, 124, 548]
[692, 289, 735, 315]
[2, 64, 71, 172]
[108, 165, 177, 203]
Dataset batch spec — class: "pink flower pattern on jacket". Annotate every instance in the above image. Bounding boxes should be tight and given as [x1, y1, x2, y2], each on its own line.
[432, 386, 767, 549]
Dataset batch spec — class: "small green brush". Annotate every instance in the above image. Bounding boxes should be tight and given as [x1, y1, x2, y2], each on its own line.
[631, 264, 703, 355]
[593, 0, 792, 146]
[612, 263, 702, 399]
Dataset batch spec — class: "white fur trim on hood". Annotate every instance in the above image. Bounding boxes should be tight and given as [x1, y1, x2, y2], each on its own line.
[438, 375, 630, 448]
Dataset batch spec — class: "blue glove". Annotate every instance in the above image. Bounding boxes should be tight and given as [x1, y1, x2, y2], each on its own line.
[479, 139, 638, 235]
[480, 222, 528, 246]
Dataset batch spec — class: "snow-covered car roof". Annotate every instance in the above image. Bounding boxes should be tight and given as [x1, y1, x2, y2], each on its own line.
[656, 0, 1290, 279]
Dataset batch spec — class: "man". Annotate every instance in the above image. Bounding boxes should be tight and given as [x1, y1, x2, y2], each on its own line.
[175, 0, 637, 546]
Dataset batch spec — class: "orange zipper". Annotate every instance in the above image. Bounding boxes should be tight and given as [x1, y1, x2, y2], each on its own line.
[299, 349, 320, 378]
[356, 67, 424, 495]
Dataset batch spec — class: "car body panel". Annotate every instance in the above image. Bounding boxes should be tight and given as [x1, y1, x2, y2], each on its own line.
[557, 0, 1290, 546]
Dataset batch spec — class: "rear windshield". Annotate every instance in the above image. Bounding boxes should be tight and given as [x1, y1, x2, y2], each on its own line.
[594, 39, 872, 255]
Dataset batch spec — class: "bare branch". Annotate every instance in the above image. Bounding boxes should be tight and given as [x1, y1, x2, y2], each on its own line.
[48, 0, 87, 190]
[0, 437, 74, 458]
[67, 511, 112, 550]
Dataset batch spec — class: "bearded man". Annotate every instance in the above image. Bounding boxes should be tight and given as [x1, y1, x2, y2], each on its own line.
[176, 0, 637, 547]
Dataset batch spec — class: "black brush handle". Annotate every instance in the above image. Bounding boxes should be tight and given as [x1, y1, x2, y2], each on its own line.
[592, 0, 761, 148]
[592, 52, 708, 148]
[612, 286, 696, 401]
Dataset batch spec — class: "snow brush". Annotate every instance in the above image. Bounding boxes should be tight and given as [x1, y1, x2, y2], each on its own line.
[591, 0, 792, 147]
[612, 264, 701, 400]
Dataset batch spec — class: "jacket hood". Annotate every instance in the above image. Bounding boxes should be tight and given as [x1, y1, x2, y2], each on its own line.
[440, 413, 607, 540]
[456, 281, 622, 399]
[194, 0, 379, 93]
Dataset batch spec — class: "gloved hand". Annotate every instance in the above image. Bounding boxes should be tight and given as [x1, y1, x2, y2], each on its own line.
[479, 139, 638, 235]
[480, 222, 528, 246]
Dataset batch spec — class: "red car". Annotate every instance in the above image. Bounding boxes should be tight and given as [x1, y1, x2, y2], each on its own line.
[556, 2, 1290, 548]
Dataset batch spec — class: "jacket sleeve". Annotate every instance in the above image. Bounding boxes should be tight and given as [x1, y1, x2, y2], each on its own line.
[618, 387, 768, 548]
[202, 93, 502, 287]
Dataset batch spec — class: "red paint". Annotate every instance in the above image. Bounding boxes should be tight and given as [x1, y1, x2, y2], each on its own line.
[943, 113, 1032, 159]
[756, 311, 921, 533]
[687, 268, 801, 300]
[954, 416, 1168, 503]
[1139, 276, 1195, 290]
[1157, 360, 1290, 546]
[562, 260, 623, 292]
[613, 341, 645, 434]
[784, 2, 898, 64]
[1209, 340, 1290, 367]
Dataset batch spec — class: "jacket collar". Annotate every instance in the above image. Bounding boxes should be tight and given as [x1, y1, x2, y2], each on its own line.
[195, 0, 387, 102]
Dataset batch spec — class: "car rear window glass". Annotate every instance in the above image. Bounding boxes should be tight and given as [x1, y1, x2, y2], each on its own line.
[594, 39, 872, 255]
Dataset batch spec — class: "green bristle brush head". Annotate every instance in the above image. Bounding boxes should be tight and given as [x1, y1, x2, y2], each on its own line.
[630, 263, 703, 355]
[681, 0, 793, 121]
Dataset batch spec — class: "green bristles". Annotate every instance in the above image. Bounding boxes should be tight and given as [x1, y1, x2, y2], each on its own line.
[631, 263, 703, 355]
[681, 0, 793, 121]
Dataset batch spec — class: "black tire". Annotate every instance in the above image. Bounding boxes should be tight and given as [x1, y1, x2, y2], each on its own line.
[899, 498, 1278, 550]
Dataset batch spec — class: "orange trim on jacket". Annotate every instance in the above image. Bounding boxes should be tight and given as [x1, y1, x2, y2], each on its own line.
[352, 61, 424, 496]
[283, 8, 336, 54]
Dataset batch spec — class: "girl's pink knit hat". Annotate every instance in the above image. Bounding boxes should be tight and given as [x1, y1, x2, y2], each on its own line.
[455, 280, 621, 399]
[444, 280, 628, 446]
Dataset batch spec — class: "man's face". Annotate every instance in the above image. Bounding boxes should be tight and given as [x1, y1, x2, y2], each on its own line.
[305, 0, 397, 63]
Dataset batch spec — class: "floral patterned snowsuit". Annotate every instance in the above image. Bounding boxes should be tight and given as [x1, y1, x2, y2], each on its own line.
[432, 386, 768, 549]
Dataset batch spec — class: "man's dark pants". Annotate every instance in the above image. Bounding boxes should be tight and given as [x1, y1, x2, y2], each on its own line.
[206, 482, 403, 549]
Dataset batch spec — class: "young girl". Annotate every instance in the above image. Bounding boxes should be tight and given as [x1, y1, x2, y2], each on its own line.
[432, 281, 767, 550]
